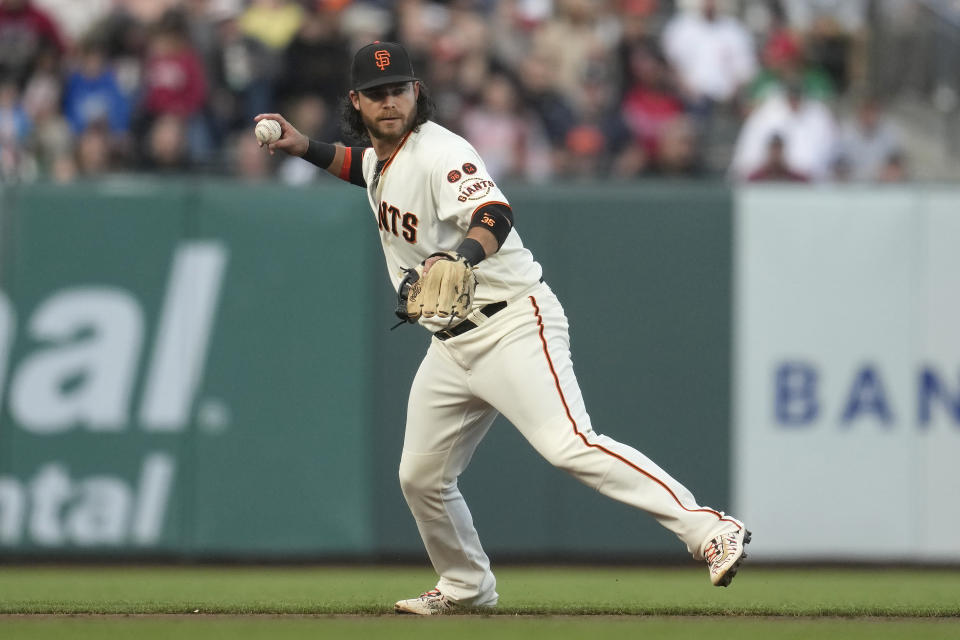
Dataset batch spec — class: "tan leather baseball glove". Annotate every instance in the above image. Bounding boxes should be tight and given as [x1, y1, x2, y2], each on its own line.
[396, 252, 476, 322]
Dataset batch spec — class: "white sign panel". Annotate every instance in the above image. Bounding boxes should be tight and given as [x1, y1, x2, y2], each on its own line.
[733, 187, 960, 560]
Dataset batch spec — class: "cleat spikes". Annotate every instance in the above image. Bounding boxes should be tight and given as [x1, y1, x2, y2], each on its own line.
[705, 526, 751, 587]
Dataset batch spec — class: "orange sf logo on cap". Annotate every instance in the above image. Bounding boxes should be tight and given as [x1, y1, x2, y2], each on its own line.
[374, 49, 391, 70]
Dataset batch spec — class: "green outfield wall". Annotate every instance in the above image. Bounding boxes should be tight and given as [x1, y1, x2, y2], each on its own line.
[0, 179, 731, 559]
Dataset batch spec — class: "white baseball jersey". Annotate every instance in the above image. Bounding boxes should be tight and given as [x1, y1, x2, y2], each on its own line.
[358, 121, 542, 332]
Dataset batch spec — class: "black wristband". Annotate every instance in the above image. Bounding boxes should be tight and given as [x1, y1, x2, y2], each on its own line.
[456, 238, 486, 266]
[302, 139, 337, 169]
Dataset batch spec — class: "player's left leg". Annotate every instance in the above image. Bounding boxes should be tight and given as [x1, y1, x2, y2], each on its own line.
[466, 284, 748, 584]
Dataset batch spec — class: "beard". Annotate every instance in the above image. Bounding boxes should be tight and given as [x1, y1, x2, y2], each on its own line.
[362, 108, 415, 142]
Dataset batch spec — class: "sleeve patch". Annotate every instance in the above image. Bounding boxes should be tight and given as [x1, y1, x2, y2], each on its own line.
[447, 169, 462, 183]
[462, 162, 477, 175]
[456, 178, 496, 203]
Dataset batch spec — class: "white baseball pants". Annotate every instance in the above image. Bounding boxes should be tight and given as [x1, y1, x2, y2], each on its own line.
[399, 282, 741, 605]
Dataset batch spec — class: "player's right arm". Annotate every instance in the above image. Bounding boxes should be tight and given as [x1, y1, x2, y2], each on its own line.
[253, 113, 367, 187]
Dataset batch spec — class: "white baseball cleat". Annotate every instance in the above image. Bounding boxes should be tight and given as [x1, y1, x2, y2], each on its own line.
[704, 527, 752, 587]
[394, 588, 457, 615]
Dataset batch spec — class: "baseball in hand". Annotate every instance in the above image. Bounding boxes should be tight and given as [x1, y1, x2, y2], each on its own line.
[255, 119, 282, 145]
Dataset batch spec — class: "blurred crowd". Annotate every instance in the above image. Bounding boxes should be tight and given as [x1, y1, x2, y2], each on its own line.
[0, 0, 912, 184]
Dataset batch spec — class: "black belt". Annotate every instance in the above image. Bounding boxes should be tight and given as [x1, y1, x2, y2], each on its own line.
[434, 301, 507, 341]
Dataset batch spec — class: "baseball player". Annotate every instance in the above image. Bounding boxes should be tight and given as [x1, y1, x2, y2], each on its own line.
[257, 41, 750, 615]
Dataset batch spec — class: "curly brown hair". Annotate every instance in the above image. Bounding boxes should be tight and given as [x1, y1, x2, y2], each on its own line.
[339, 82, 435, 144]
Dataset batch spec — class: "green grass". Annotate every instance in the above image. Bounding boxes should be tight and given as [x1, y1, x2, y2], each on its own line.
[1, 617, 959, 640]
[1, 566, 958, 639]
[1, 566, 959, 616]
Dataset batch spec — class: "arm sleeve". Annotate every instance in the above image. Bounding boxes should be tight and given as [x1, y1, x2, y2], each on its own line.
[341, 146, 367, 187]
[303, 143, 368, 187]
[468, 201, 513, 248]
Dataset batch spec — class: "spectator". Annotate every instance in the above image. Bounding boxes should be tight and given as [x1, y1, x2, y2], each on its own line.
[137, 10, 210, 165]
[747, 132, 809, 182]
[276, 94, 334, 185]
[781, 0, 868, 94]
[836, 97, 902, 182]
[748, 2, 834, 107]
[418, 0, 493, 126]
[661, 0, 757, 113]
[488, 0, 548, 70]
[730, 80, 837, 181]
[206, 13, 258, 136]
[878, 149, 907, 183]
[49, 147, 75, 181]
[517, 53, 579, 160]
[434, 0, 491, 64]
[143, 113, 188, 172]
[21, 46, 60, 121]
[140, 12, 207, 119]
[238, 0, 304, 50]
[75, 125, 112, 178]
[338, 2, 391, 52]
[183, 0, 242, 59]
[448, 52, 490, 107]
[422, 51, 468, 131]
[277, 5, 350, 108]
[392, 0, 447, 78]
[182, 0, 242, 151]
[656, 114, 701, 176]
[24, 57, 71, 179]
[614, 1, 661, 100]
[0, 0, 66, 85]
[230, 128, 271, 182]
[91, 6, 149, 99]
[459, 72, 551, 181]
[63, 40, 133, 138]
[237, 0, 305, 115]
[531, 0, 617, 113]
[563, 67, 641, 179]
[620, 46, 685, 170]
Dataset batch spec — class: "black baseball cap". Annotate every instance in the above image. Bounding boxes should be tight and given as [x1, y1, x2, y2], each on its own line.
[351, 41, 418, 91]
